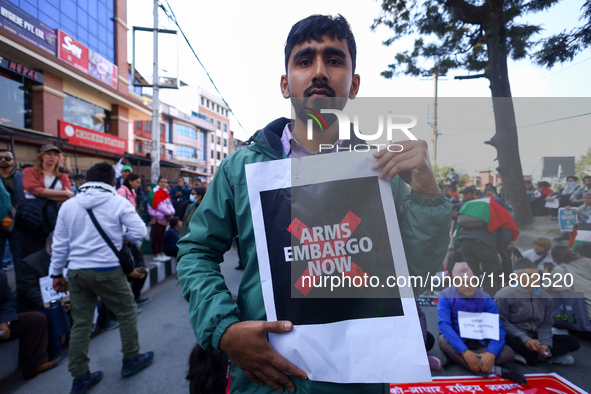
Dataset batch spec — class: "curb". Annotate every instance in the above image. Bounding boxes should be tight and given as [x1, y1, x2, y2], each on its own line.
[140, 257, 177, 294]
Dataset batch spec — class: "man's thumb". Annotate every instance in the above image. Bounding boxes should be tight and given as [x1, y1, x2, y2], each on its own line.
[265, 320, 293, 333]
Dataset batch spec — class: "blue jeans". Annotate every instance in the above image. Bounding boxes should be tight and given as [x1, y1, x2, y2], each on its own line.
[0, 230, 21, 273]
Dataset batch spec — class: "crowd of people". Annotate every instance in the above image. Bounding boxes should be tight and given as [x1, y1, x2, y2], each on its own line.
[0, 145, 207, 392]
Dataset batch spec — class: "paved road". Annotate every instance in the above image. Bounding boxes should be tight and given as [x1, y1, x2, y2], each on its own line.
[2, 249, 244, 394]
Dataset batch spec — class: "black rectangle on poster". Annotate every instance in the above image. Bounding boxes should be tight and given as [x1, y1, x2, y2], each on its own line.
[260, 177, 404, 326]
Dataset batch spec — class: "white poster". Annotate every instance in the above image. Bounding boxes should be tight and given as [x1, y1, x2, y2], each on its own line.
[39, 275, 69, 307]
[544, 199, 560, 209]
[458, 311, 500, 341]
[245, 151, 430, 384]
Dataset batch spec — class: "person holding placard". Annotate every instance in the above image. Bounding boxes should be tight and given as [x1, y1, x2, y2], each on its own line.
[177, 14, 451, 394]
[495, 258, 580, 366]
[437, 263, 525, 383]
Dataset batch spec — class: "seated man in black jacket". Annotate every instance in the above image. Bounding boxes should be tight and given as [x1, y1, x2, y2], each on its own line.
[1, 270, 63, 379]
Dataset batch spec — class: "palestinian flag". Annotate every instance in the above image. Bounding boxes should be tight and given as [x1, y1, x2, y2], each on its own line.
[148, 186, 169, 208]
[454, 197, 519, 244]
[569, 222, 591, 250]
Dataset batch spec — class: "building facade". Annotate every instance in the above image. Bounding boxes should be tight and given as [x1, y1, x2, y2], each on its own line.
[0, 0, 152, 173]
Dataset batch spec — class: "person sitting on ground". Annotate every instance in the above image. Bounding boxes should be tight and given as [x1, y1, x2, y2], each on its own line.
[567, 192, 591, 223]
[521, 237, 555, 271]
[570, 176, 591, 205]
[546, 175, 580, 219]
[495, 258, 580, 365]
[549, 245, 591, 327]
[524, 180, 536, 200]
[500, 240, 523, 278]
[163, 217, 182, 258]
[416, 300, 441, 371]
[0, 269, 63, 379]
[437, 263, 525, 383]
[483, 186, 514, 217]
[531, 181, 552, 216]
[117, 173, 142, 210]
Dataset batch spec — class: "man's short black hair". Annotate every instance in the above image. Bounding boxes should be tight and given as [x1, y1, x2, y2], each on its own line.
[170, 216, 180, 229]
[575, 243, 591, 258]
[85, 162, 116, 185]
[284, 14, 357, 75]
[0, 149, 15, 159]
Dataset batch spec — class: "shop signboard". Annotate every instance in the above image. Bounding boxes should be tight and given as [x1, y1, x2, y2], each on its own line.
[0, 0, 57, 55]
[0, 56, 44, 83]
[59, 120, 126, 155]
[57, 30, 118, 89]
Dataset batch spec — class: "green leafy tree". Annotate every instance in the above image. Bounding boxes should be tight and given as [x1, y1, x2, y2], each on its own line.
[371, 0, 561, 225]
[575, 146, 591, 180]
[535, 0, 591, 67]
[433, 165, 469, 189]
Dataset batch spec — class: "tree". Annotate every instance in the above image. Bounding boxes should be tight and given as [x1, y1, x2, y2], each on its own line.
[433, 165, 469, 189]
[575, 146, 591, 180]
[371, 0, 560, 225]
[535, 0, 591, 67]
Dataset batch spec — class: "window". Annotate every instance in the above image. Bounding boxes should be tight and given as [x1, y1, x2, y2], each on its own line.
[64, 94, 110, 133]
[135, 120, 142, 129]
[206, 100, 209, 108]
[144, 121, 152, 132]
[210, 150, 214, 159]
[0, 67, 32, 129]
[216, 120, 221, 130]
[217, 136, 221, 145]
[211, 134, 214, 143]
[223, 123, 227, 132]
[224, 138, 227, 147]
[177, 124, 197, 139]
[224, 153, 227, 159]
[217, 151, 220, 160]
[136, 141, 142, 153]
[199, 131, 206, 160]
[177, 145, 197, 158]
[201, 97, 204, 105]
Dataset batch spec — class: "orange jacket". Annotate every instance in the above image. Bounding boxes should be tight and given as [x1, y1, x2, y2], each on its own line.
[22, 167, 72, 197]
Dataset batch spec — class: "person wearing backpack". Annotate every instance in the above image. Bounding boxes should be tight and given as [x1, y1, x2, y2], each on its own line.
[49, 162, 153, 394]
[20, 145, 73, 259]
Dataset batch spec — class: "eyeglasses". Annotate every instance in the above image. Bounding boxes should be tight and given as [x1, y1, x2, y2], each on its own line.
[0, 156, 13, 162]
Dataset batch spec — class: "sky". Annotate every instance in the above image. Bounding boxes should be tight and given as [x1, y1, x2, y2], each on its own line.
[126, 0, 591, 179]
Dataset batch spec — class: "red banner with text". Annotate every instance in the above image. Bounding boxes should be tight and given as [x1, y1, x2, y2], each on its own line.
[59, 121, 126, 155]
[390, 374, 586, 394]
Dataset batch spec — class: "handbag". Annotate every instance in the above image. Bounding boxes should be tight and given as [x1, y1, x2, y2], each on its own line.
[86, 209, 135, 275]
[15, 176, 59, 233]
[549, 267, 591, 332]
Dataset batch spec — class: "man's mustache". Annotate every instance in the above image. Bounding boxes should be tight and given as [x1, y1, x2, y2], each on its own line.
[303, 83, 335, 97]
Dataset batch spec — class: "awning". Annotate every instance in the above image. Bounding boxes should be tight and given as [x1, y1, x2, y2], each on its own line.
[124, 153, 182, 168]
[180, 168, 213, 177]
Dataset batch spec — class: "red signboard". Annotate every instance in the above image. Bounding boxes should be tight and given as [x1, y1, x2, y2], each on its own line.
[389, 374, 586, 394]
[57, 30, 118, 89]
[59, 121, 126, 155]
[57, 30, 88, 74]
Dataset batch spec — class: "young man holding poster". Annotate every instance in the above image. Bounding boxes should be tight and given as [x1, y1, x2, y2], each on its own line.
[177, 14, 451, 393]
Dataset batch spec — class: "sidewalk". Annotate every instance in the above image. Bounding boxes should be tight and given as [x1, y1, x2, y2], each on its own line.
[514, 215, 568, 250]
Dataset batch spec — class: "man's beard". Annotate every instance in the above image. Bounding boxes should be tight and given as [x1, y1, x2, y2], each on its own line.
[292, 83, 348, 129]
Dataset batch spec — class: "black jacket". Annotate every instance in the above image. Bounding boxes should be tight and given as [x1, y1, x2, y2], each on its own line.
[0, 270, 17, 324]
[16, 248, 51, 312]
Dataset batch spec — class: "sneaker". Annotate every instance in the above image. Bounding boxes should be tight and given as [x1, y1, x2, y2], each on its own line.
[101, 320, 120, 331]
[135, 297, 151, 306]
[235, 262, 245, 270]
[158, 253, 171, 261]
[500, 367, 527, 384]
[22, 355, 64, 380]
[121, 351, 154, 378]
[71, 370, 103, 394]
[513, 353, 527, 365]
[137, 307, 142, 315]
[428, 356, 441, 371]
[152, 254, 165, 261]
[548, 354, 575, 365]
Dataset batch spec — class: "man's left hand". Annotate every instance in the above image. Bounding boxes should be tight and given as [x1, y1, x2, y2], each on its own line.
[478, 352, 496, 373]
[373, 140, 440, 198]
[53, 277, 69, 293]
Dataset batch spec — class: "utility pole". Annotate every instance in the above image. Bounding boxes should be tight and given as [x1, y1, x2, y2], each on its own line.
[431, 69, 438, 165]
[151, 0, 160, 185]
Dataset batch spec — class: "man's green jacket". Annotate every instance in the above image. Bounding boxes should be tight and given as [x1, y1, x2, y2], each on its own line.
[177, 118, 452, 393]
